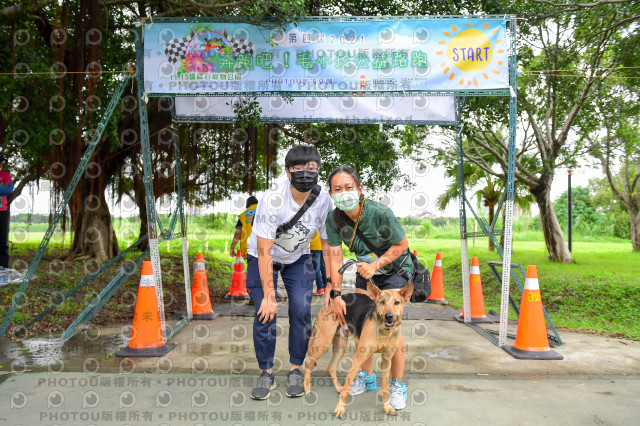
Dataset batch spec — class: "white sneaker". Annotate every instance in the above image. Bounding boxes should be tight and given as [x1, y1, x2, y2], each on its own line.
[389, 380, 407, 410]
[349, 371, 377, 395]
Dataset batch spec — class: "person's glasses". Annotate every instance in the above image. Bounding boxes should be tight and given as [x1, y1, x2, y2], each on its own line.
[290, 165, 319, 173]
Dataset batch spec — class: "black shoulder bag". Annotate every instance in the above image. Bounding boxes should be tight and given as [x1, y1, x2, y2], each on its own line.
[344, 210, 431, 303]
[275, 184, 322, 239]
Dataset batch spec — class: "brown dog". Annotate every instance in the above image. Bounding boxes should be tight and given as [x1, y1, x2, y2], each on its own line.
[304, 282, 414, 418]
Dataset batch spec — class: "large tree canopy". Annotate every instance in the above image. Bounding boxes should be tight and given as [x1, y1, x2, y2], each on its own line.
[429, 0, 639, 262]
[1, 0, 449, 260]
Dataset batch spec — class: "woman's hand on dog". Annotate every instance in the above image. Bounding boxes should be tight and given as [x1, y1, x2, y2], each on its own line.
[330, 296, 346, 325]
[257, 291, 278, 324]
[357, 261, 377, 279]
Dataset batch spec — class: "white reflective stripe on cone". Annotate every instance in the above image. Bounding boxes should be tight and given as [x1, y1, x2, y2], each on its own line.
[139, 275, 155, 287]
[195, 262, 205, 270]
[470, 266, 480, 274]
[434, 260, 442, 267]
[524, 277, 540, 291]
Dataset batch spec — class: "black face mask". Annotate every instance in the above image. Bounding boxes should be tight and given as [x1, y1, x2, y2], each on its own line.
[290, 171, 318, 193]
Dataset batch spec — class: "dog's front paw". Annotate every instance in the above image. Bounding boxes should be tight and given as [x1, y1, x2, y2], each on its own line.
[333, 406, 346, 419]
[304, 386, 310, 395]
[383, 404, 397, 416]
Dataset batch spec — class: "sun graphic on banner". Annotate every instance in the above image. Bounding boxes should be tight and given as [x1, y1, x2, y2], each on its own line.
[436, 22, 505, 87]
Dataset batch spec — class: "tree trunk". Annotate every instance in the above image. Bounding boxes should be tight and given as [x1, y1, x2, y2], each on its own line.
[532, 185, 573, 263]
[488, 202, 495, 251]
[630, 206, 640, 251]
[68, 182, 120, 262]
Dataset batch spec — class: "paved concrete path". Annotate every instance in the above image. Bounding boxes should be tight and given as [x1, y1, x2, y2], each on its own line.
[1, 315, 640, 425]
[1, 371, 639, 425]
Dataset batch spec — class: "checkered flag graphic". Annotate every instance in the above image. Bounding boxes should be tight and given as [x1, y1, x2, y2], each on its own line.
[163, 31, 195, 64]
[223, 29, 254, 57]
[228, 36, 254, 56]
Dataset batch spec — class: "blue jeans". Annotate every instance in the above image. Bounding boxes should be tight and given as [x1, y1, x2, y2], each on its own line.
[246, 254, 315, 370]
[310, 250, 327, 290]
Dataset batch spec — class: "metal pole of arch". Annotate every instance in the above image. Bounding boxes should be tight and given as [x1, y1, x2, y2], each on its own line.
[165, 111, 194, 340]
[498, 15, 518, 347]
[456, 124, 471, 324]
[135, 27, 168, 342]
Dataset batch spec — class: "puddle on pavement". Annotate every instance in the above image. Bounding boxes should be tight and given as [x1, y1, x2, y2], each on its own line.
[0, 331, 129, 369]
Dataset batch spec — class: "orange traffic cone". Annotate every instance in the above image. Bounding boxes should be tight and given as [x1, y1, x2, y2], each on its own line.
[455, 257, 492, 323]
[503, 265, 563, 360]
[427, 253, 448, 305]
[224, 250, 249, 300]
[191, 253, 219, 320]
[117, 261, 175, 357]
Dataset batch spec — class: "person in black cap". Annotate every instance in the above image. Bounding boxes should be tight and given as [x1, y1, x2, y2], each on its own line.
[0, 154, 14, 268]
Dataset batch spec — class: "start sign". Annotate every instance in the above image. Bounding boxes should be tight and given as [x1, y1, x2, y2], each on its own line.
[142, 17, 509, 96]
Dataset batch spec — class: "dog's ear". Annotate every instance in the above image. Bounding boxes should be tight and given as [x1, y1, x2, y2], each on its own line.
[366, 282, 380, 301]
[399, 283, 414, 302]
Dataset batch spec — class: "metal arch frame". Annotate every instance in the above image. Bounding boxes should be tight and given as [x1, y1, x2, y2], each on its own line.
[0, 72, 136, 338]
[454, 16, 536, 348]
[143, 15, 512, 99]
[0, 65, 194, 341]
[2, 15, 528, 354]
[0, 43, 196, 342]
[134, 27, 194, 343]
[149, 15, 513, 24]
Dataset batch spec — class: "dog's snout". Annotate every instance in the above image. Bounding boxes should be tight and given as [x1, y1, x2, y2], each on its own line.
[384, 312, 395, 321]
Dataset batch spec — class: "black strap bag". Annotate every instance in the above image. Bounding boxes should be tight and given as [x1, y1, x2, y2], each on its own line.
[344, 209, 431, 303]
[274, 184, 322, 239]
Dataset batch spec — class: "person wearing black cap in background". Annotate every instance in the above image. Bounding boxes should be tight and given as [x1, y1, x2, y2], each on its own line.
[0, 154, 14, 268]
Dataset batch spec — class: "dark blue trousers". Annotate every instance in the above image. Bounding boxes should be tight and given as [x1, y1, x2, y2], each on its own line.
[246, 254, 315, 370]
[311, 250, 327, 290]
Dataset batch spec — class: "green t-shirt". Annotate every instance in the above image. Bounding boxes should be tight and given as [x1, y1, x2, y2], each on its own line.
[326, 200, 413, 277]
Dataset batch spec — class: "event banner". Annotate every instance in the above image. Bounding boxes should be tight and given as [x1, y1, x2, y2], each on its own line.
[142, 18, 509, 95]
[174, 96, 457, 124]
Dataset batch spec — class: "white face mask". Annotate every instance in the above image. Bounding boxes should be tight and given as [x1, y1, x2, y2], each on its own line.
[332, 190, 360, 211]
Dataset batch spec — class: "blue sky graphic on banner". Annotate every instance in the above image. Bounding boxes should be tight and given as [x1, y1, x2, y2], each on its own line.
[143, 18, 509, 95]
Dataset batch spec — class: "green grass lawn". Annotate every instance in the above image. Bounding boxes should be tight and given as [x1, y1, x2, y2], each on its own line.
[10, 230, 640, 340]
[409, 239, 640, 340]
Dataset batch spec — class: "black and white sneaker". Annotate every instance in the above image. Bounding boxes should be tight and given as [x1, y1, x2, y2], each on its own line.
[286, 368, 304, 397]
[250, 371, 276, 400]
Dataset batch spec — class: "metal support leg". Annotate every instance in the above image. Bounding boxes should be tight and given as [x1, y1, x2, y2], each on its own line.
[498, 16, 519, 347]
[13, 235, 147, 337]
[166, 115, 193, 340]
[457, 126, 471, 323]
[61, 253, 146, 341]
[135, 27, 167, 342]
[0, 71, 132, 338]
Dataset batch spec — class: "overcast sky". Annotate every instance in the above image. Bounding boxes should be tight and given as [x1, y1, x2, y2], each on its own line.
[18, 159, 601, 220]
